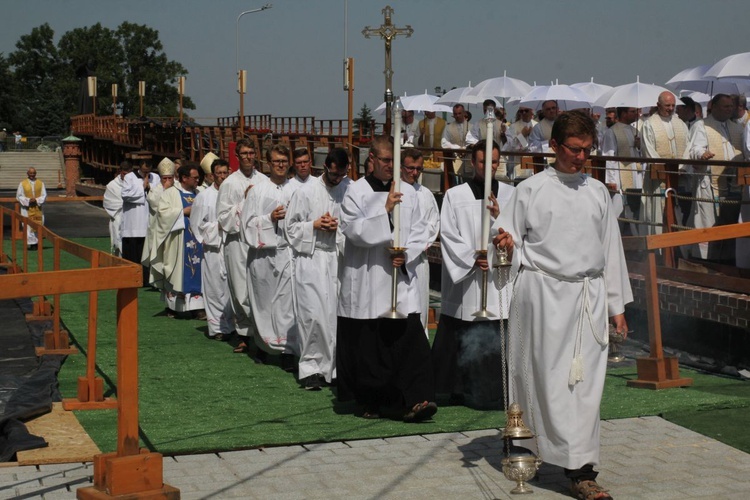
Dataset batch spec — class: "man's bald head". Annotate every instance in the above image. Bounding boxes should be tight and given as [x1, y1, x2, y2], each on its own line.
[656, 91, 676, 118]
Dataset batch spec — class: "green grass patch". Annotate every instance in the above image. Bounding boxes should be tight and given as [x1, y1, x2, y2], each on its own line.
[9, 237, 750, 455]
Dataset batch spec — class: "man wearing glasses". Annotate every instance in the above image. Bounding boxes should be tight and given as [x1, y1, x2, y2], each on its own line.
[285, 148, 352, 391]
[400, 149, 439, 335]
[242, 144, 298, 366]
[493, 111, 631, 500]
[217, 139, 268, 353]
[432, 140, 514, 409]
[290, 147, 313, 188]
[337, 135, 437, 422]
[528, 100, 559, 153]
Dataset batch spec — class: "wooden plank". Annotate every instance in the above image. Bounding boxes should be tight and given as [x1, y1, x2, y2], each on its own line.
[17, 402, 101, 465]
[646, 222, 750, 250]
[0, 266, 142, 299]
[627, 260, 750, 295]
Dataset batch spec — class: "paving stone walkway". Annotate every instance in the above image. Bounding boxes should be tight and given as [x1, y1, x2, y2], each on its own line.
[2, 416, 749, 499]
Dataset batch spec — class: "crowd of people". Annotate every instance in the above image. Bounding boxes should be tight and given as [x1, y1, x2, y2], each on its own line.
[14, 90, 750, 497]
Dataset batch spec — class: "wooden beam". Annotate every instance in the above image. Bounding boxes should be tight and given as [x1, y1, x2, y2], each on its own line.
[0, 266, 142, 299]
[645, 222, 750, 250]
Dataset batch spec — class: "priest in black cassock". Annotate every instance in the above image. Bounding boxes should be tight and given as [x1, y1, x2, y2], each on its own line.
[336, 135, 437, 422]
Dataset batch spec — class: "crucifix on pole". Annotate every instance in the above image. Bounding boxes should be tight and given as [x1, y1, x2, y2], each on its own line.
[362, 5, 413, 135]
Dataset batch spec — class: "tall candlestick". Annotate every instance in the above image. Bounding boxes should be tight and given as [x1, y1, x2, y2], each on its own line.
[392, 100, 403, 248]
[481, 107, 495, 250]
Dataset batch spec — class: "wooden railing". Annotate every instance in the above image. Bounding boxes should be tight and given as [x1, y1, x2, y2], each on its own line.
[0, 205, 178, 498]
[622, 222, 750, 389]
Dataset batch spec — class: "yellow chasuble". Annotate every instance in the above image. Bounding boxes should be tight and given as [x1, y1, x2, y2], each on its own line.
[21, 179, 44, 223]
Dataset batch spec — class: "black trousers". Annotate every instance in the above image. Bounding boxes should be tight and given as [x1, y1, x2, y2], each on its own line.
[121, 237, 149, 285]
[337, 314, 435, 411]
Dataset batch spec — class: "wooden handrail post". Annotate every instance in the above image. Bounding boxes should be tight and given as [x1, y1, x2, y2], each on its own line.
[627, 248, 693, 390]
[63, 251, 116, 410]
[79, 285, 178, 499]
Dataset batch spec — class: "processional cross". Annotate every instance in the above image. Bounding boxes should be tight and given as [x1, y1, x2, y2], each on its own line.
[362, 5, 413, 135]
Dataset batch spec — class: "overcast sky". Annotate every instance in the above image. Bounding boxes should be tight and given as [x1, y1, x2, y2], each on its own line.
[2, 0, 749, 124]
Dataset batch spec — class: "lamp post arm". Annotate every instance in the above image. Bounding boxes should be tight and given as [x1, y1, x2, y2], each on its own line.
[236, 4, 273, 75]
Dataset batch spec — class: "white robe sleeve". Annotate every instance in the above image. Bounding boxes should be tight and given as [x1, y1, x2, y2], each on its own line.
[189, 190, 220, 247]
[601, 129, 620, 188]
[37, 183, 47, 206]
[601, 187, 634, 315]
[528, 124, 546, 153]
[439, 189, 478, 285]
[340, 189, 392, 248]
[284, 188, 316, 256]
[640, 121, 659, 159]
[242, 185, 279, 249]
[121, 174, 146, 205]
[16, 183, 29, 207]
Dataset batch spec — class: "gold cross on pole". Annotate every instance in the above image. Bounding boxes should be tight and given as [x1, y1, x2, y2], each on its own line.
[362, 5, 413, 135]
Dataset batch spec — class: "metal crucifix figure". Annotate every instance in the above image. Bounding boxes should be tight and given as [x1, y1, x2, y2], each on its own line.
[362, 5, 413, 135]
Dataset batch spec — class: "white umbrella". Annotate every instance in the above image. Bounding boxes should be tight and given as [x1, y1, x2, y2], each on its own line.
[571, 78, 613, 102]
[666, 64, 750, 95]
[435, 83, 485, 105]
[374, 93, 451, 115]
[703, 51, 750, 79]
[594, 77, 674, 109]
[468, 71, 533, 101]
[518, 83, 593, 111]
[399, 92, 453, 113]
[679, 90, 711, 108]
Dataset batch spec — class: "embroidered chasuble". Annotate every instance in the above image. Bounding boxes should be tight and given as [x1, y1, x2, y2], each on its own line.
[179, 190, 203, 294]
[21, 179, 44, 223]
[611, 123, 641, 190]
[703, 116, 743, 197]
[648, 115, 688, 159]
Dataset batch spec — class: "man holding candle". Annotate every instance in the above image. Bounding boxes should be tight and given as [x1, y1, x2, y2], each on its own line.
[432, 139, 515, 408]
[337, 134, 436, 422]
[493, 110, 632, 500]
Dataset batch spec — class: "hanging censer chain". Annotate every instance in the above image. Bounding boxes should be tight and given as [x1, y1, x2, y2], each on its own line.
[514, 270, 542, 463]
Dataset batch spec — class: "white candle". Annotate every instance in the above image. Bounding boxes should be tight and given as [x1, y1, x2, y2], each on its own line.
[480, 112, 494, 250]
[392, 103, 402, 248]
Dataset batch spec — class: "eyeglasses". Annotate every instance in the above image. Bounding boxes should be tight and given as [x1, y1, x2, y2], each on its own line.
[402, 166, 424, 172]
[375, 155, 394, 164]
[325, 168, 347, 178]
[270, 159, 289, 165]
[560, 143, 594, 156]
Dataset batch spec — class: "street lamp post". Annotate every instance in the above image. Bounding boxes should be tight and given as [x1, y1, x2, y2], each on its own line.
[236, 3, 272, 133]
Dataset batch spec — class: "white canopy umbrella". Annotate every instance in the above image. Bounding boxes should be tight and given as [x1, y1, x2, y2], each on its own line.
[468, 71, 533, 101]
[374, 92, 451, 115]
[400, 92, 453, 113]
[679, 90, 711, 108]
[666, 64, 750, 95]
[519, 83, 593, 111]
[594, 77, 675, 110]
[435, 83, 485, 105]
[571, 78, 613, 102]
[703, 51, 750, 79]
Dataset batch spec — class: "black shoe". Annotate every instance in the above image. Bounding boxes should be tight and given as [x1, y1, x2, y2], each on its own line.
[280, 353, 297, 373]
[251, 349, 269, 364]
[301, 374, 322, 391]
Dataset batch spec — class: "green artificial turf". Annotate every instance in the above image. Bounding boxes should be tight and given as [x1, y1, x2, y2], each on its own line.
[7, 237, 750, 455]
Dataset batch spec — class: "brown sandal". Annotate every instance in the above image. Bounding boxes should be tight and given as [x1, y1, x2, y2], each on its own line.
[233, 341, 248, 353]
[403, 401, 437, 422]
[570, 479, 612, 500]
